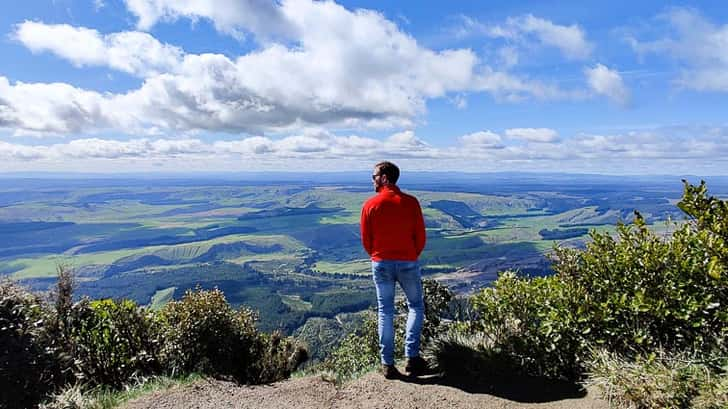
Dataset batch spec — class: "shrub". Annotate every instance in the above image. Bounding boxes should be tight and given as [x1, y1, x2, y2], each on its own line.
[249, 331, 309, 384]
[467, 271, 589, 379]
[554, 209, 726, 357]
[0, 281, 68, 409]
[464, 181, 727, 383]
[398, 279, 453, 342]
[322, 279, 455, 380]
[588, 349, 728, 409]
[321, 312, 381, 381]
[66, 298, 160, 387]
[155, 287, 306, 383]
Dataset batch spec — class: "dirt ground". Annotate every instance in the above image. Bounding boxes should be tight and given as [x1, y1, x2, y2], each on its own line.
[122, 369, 610, 409]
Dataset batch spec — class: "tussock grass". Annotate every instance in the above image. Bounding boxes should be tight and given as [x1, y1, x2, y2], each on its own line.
[423, 330, 513, 380]
[40, 374, 204, 409]
[587, 349, 728, 409]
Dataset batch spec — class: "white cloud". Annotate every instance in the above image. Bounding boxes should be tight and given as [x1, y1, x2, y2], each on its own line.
[4, 3, 613, 138]
[503, 15, 593, 60]
[2, 126, 727, 174]
[0, 76, 111, 135]
[387, 130, 432, 155]
[0, 141, 47, 160]
[123, 0, 294, 40]
[14, 21, 183, 77]
[457, 14, 593, 60]
[460, 131, 502, 147]
[214, 136, 273, 155]
[585, 64, 630, 105]
[627, 8, 728, 92]
[505, 128, 559, 143]
[7, 2, 493, 135]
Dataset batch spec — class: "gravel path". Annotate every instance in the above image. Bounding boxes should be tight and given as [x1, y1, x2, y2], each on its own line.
[122, 369, 609, 409]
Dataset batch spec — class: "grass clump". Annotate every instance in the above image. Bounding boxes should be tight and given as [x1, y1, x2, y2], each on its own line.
[39, 373, 203, 409]
[587, 349, 727, 409]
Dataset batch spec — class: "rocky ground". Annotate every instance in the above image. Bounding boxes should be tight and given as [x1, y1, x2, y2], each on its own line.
[122, 368, 610, 409]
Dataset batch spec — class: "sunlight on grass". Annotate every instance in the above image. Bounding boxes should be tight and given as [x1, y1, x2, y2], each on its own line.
[313, 260, 371, 275]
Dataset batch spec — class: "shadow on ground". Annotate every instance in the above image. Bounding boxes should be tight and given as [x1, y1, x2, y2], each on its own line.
[399, 372, 587, 403]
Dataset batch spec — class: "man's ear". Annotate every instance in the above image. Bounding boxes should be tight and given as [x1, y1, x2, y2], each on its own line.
[381, 174, 389, 184]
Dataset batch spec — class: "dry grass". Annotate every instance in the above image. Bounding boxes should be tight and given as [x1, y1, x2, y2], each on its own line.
[586, 349, 728, 409]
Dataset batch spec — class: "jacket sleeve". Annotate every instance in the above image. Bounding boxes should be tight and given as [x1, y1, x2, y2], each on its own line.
[413, 199, 426, 257]
[360, 204, 373, 256]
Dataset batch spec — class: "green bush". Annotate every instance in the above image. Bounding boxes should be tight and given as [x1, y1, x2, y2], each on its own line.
[156, 287, 306, 383]
[322, 279, 455, 380]
[466, 271, 588, 379]
[249, 331, 309, 384]
[321, 312, 381, 381]
[3, 278, 309, 406]
[554, 211, 726, 357]
[464, 181, 727, 383]
[0, 281, 65, 408]
[399, 279, 453, 342]
[66, 298, 160, 387]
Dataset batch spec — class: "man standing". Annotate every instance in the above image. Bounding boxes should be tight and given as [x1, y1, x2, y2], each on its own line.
[360, 161, 427, 379]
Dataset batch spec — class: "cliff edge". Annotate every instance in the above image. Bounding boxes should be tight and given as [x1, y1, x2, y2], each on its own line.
[122, 371, 609, 409]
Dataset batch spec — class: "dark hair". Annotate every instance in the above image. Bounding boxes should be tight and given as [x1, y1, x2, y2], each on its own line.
[374, 161, 400, 184]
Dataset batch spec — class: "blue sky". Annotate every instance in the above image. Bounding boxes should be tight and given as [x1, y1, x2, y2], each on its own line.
[1, 0, 727, 174]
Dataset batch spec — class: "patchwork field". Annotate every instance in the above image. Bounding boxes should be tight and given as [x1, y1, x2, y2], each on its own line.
[2, 172, 724, 357]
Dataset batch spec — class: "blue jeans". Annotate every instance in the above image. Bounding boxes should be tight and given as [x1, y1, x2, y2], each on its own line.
[371, 260, 424, 365]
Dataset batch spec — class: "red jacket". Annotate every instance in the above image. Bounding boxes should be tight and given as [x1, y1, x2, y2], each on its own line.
[360, 185, 426, 261]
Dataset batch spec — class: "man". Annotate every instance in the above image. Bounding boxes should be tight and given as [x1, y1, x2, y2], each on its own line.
[360, 161, 427, 379]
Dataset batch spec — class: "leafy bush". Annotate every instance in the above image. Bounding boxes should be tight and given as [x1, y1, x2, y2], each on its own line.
[321, 312, 381, 381]
[0, 281, 64, 408]
[461, 181, 728, 383]
[400, 279, 453, 342]
[155, 287, 306, 383]
[322, 279, 455, 380]
[3, 276, 308, 406]
[66, 298, 160, 387]
[248, 331, 309, 384]
[466, 271, 588, 379]
[554, 210, 726, 357]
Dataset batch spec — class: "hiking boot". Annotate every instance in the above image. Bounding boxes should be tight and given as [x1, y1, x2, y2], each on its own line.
[405, 356, 428, 376]
[381, 364, 401, 380]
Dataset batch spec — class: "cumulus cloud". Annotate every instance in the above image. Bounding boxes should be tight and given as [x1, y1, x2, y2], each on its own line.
[627, 8, 728, 92]
[6, 1, 488, 135]
[0, 76, 111, 135]
[6, 2, 599, 137]
[585, 64, 630, 105]
[505, 128, 559, 143]
[14, 21, 183, 77]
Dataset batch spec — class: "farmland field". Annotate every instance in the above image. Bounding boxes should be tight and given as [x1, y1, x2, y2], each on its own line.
[2, 172, 727, 358]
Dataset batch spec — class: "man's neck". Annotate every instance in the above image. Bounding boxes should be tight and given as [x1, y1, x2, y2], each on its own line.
[377, 183, 398, 193]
